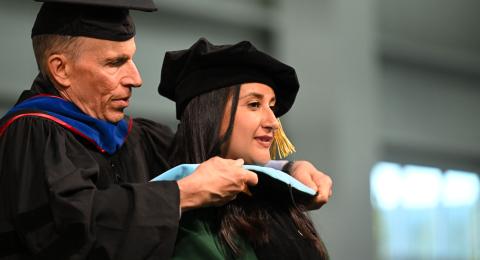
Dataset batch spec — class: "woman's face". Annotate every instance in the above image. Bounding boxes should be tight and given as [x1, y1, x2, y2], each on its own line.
[221, 83, 279, 165]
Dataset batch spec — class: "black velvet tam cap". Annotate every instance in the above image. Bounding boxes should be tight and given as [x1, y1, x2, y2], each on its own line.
[158, 38, 300, 119]
[31, 0, 157, 41]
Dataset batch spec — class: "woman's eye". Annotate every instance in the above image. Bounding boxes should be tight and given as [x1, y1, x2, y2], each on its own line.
[248, 102, 261, 109]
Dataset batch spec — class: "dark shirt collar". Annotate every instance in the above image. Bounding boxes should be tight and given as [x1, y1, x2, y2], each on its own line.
[17, 73, 60, 105]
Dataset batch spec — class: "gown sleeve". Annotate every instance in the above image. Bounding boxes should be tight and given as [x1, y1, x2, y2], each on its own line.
[0, 116, 179, 259]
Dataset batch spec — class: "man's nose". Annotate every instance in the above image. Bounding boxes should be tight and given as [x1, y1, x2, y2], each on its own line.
[123, 60, 143, 88]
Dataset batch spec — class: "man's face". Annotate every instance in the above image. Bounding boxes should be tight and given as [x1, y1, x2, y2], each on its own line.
[65, 37, 142, 123]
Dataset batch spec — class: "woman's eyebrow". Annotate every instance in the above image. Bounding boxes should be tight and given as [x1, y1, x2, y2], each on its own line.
[239, 92, 276, 103]
[239, 92, 264, 99]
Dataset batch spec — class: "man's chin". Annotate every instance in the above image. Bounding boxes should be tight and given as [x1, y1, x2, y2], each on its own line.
[106, 112, 125, 124]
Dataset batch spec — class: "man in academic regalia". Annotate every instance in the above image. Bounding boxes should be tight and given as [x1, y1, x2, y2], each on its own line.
[0, 0, 333, 259]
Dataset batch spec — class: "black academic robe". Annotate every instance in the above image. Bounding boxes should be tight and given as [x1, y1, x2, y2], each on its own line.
[0, 76, 179, 259]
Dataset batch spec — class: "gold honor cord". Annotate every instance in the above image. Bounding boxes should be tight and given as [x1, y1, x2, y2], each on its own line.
[270, 118, 296, 159]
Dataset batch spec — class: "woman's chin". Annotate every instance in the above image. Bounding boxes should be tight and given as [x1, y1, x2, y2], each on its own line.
[250, 158, 271, 166]
[229, 154, 270, 166]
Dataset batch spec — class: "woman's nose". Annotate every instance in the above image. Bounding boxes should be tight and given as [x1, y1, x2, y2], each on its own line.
[263, 107, 279, 131]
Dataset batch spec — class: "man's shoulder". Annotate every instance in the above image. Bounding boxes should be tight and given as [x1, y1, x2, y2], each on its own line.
[132, 117, 173, 134]
[126, 117, 174, 164]
[0, 110, 64, 137]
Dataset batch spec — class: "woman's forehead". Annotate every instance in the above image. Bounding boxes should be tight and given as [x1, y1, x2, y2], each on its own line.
[240, 82, 275, 97]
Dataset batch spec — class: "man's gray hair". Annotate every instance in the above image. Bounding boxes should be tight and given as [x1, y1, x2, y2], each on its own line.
[32, 35, 83, 80]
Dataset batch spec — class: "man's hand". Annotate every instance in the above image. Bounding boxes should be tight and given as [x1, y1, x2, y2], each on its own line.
[177, 157, 258, 212]
[290, 160, 333, 210]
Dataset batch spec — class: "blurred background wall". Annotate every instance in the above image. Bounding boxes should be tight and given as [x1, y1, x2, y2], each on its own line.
[1, 0, 479, 259]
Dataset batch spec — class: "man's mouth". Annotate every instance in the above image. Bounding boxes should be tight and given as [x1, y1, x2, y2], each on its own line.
[112, 97, 130, 107]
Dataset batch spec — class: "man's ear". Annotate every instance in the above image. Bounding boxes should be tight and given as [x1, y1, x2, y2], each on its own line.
[47, 54, 71, 89]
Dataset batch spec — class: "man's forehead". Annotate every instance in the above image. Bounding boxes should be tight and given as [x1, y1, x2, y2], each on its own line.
[79, 37, 137, 58]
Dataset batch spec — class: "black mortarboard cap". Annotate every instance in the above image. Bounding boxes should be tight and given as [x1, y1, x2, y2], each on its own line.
[158, 38, 300, 119]
[31, 0, 157, 41]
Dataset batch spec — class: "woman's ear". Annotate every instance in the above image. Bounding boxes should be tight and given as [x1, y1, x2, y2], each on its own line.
[47, 54, 71, 89]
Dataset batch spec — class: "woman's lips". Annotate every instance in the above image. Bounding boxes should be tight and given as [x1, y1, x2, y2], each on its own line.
[255, 136, 273, 148]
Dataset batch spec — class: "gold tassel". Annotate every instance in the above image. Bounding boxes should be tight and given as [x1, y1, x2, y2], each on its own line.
[270, 118, 296, 159]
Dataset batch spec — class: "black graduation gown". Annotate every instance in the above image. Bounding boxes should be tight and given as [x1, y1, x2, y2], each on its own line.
[0, 76, 180, 259]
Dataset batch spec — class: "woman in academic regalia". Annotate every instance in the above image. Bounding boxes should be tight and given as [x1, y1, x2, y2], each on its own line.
[157, 38, 329, 260]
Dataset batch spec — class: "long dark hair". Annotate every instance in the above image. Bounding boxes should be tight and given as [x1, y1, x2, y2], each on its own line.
[168, 85, 240, 166]
[168, 84, 328, 259]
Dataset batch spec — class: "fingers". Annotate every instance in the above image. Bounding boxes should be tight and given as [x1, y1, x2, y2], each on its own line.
[290, 161, 318, 191]
[314, 174, 333, 199]
[217, 157, 258, 186]
[300, 175, 318, 192]
[232, 158, 244, 167]
[180, 157, 259, 209]
[289, 160, 333, 210]
[230, 158, 257, 194]
[243, 170, 258, 186]
[242, 186, 253, 196]
[309, 172, 333, 209]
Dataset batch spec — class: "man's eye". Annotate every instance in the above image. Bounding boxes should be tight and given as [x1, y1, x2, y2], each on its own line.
[106, 58, 127, 67]
[108, 60, 123, 67]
